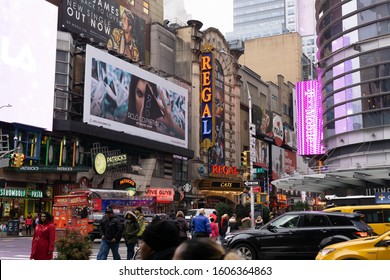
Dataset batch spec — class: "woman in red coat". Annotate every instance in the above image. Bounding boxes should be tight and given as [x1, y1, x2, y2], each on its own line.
[30, 212, 55, 260]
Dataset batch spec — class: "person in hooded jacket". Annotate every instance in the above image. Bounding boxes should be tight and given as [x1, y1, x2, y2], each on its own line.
[30, 212, 55, 260]
[123, 211, 140, 260]
[96, 207, 123, 260]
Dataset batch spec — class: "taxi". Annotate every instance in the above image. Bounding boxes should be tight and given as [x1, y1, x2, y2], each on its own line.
[316, 230, 390, 260]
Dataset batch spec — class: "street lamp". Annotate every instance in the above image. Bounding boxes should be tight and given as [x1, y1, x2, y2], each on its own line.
[219, 50, 255, 228]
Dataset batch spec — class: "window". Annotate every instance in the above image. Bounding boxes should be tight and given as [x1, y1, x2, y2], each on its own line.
[272, 214, 300, 228]
[302, 215, 328, 227]
[143, 1, 149, 14]
[354, 209, 383, 224]
[328, 215, 353, 226]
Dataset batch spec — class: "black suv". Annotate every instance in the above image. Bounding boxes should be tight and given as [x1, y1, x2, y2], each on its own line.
[223, 211, 373, 260]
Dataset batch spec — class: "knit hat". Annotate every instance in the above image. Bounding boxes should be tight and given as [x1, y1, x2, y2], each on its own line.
[142, 220, 179, 251]
[105, 207, 113, 214]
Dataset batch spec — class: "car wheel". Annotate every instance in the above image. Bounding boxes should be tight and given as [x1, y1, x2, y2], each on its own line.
[234, 243, 256, 260]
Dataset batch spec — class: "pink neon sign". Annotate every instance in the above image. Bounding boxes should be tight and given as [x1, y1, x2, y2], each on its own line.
[296, 80, 325, 155]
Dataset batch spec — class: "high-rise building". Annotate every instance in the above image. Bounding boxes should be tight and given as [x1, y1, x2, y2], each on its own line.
[317, 0, 390, 175]
[226, 0, 317, 63]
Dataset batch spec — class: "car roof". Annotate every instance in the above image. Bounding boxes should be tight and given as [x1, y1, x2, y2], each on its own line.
[281, 211, 362, 219]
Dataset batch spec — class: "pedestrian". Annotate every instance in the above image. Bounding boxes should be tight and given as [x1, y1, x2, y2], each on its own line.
[134, 206, 145, 243]
[209, 210, 218, 222]
[191, 208, 211, 238]
[140, 219, 180, 260]
[255, 215, 264, 229]
[96, 207, 123, 260]
[30, 212, 55, 260]
[123, 211, 140, 260]
[25, 214, 33, 235]
[18, 215, 25, 236]
[219, 213, 229, 243]
[33, 213, 39, 230]
[173, 238, 240, 260]
[240, 214, 251, 229]
[228, 214, 239, 232]
[209, 217, 220, 242]
[175, 210, 189, 243]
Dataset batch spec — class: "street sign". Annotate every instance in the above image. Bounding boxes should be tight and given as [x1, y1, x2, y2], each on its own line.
[253, 168, 265, 173]
[252, 187, 261, 193]
[244, 180, 260, 186]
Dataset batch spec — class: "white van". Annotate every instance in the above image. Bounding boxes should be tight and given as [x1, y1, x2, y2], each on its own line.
[185, 208, 216, 221]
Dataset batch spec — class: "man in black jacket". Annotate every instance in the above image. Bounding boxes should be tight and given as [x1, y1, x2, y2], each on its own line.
[96, 207, 123, 260]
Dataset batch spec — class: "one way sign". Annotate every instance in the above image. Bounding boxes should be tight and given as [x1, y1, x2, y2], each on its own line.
[244, 180, 260, 187]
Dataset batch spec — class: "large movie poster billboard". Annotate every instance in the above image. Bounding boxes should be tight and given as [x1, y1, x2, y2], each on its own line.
[60, 0, 146, 62]
[84, 45, 188, 148]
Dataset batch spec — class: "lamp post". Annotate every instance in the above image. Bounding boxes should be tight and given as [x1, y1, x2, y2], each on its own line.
[219, 50, 255, 228]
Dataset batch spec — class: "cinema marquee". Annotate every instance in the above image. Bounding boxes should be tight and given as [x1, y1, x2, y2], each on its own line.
[200, 43, 215, 149]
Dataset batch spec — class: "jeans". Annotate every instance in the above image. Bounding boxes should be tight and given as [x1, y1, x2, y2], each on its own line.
[97, 239, 121, 260]
[125, 242, 137, 260]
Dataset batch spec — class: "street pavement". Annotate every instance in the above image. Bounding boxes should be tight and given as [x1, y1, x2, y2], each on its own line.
[0, 236, 134, 260]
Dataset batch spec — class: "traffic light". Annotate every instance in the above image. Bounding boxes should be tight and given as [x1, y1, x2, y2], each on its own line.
[241, 150, 249, 167]
[14, 153, 25, 168]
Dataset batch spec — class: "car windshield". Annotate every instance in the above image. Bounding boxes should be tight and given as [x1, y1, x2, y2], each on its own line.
[270, 214, 300, 228]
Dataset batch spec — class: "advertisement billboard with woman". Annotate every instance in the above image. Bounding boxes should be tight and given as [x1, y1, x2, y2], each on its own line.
[84, 45, 188, 149]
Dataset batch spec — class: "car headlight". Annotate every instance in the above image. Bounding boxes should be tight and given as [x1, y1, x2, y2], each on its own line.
[319, 248, 336, 257]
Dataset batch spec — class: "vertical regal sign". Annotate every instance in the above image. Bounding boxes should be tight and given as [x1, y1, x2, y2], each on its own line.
[200, 44, 215, 149]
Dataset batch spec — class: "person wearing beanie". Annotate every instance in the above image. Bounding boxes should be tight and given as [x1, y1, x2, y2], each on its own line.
[140, 219, 180, 260]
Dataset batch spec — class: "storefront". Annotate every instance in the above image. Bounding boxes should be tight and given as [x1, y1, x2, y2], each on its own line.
[198, 178, 243, 208]
[0, 186, 50, 221]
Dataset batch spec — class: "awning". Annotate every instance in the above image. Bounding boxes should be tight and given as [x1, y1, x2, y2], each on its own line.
[271, 166, 390, 193]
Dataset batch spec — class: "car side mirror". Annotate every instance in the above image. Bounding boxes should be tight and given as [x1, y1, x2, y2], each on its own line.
[267, 224, 276, 231]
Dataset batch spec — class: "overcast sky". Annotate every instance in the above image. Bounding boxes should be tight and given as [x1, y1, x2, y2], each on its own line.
[183, 0, 233, 35]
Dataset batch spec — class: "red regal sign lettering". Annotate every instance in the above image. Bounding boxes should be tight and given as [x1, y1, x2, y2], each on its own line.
[211, 165, 239, 175]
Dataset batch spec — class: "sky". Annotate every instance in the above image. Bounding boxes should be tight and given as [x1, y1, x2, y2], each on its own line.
[183, 0, 233, 35]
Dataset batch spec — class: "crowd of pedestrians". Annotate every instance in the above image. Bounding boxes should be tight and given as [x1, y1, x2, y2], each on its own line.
[23, 206, 265, 260]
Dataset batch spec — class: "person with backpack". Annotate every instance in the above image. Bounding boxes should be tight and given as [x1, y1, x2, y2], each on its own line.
[175, 211, 189, 243]
[96, 207, 123, 260]
[123, 211, 140, 260]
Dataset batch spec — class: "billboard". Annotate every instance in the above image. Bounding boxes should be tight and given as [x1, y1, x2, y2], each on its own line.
[84, 45, 188, 148]
[0, 0, 58, 131]
[60, 0, 147, 63]
[296, 80, 325, 155]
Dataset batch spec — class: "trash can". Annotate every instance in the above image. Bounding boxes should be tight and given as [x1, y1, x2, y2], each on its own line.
[7, 220, 19, 236]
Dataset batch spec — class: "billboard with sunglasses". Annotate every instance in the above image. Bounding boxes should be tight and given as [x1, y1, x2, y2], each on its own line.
[84, 45, 188, 148]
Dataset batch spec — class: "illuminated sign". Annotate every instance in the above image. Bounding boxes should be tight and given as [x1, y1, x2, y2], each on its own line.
[296, 80, 325, 155]
[200, 44, 215, 149]
[145, 188, 174, 203]
[211, 165, 238, 175]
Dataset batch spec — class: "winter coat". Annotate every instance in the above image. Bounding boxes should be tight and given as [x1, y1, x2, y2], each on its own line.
[136, 214, 145, 237]
[210, 221, 220, 237]
[99, 214, 123, 242]
[175, 217, 189, 238]
[228, 218, 239, 232]
[30, 222, 55, 260]
[240, 217, 251, 229]
[123, 219, 140, 243]
[219, 217, 229, 236]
